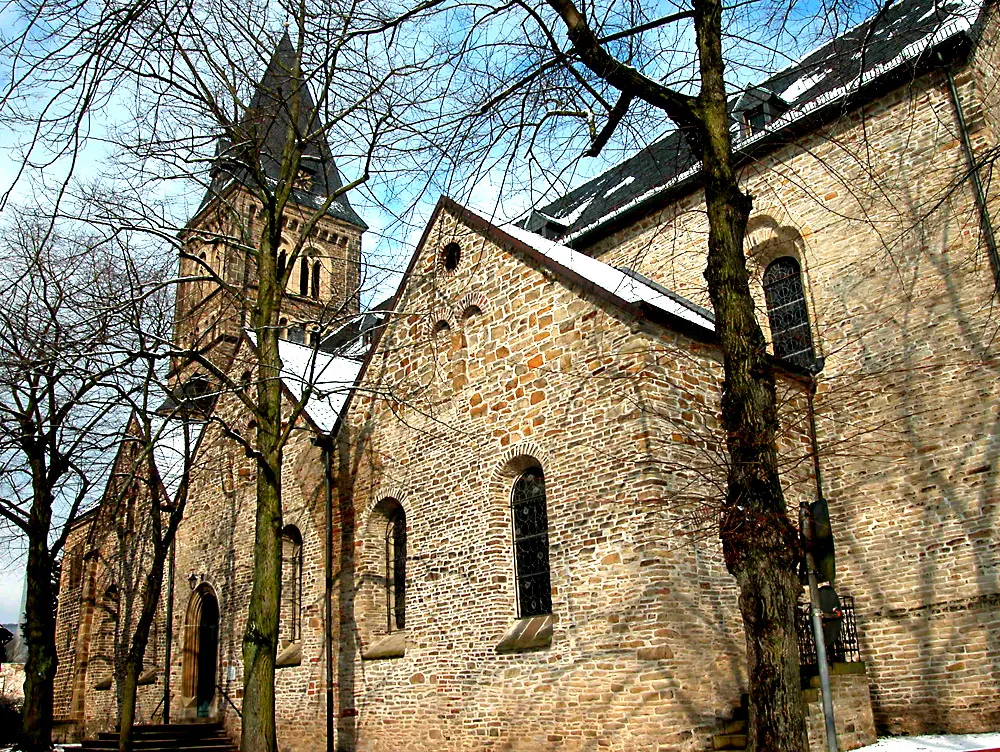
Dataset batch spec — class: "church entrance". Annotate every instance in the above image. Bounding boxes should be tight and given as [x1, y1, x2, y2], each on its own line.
[183, 585, 219, 719]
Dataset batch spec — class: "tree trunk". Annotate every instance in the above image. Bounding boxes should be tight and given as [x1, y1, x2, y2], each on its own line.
[21, 533, 58, 752]
[118, 555, 166, 752]
[241, 224, 284, 752]
[693, 0, 807, 748]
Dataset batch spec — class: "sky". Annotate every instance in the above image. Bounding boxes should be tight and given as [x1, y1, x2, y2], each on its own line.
[0, 556, 25, 624]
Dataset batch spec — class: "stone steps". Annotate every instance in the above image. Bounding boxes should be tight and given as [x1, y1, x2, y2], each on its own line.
[82, 723, 237, 752]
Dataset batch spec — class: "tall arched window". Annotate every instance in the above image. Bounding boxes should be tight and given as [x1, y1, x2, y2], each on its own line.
[299, 257, 309, 296]
[311, 261, 321, 299]
[280, 526, 302, 644]
[511, 469, 551, 617]
[385, 504, 406, 632]
[763, 257, 815, 369]
[277, 250, 287, 281]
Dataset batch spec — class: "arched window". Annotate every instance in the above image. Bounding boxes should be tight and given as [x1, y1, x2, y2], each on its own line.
[511, 468, 551, 618]
[384, 504, 406, 632]
[280, 526, 302, 644]
[299, 257, 309, 296]
[277, 250, 287, 281]
[311, 261, 321, 299]
[762, 257, 815, 369]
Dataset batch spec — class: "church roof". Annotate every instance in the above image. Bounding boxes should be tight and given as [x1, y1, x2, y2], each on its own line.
[200, 33, 367, 229]
[527, 0, 985, 245]
[466, 204, 716, 333]
[277, 338, 365, 432]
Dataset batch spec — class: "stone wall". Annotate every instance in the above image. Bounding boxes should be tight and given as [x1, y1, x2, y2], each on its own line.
[574, 12, 1000, 733]
[804, 665, 877, 752]
[0, 663, 24, 702]
[335, 204, 818, 751]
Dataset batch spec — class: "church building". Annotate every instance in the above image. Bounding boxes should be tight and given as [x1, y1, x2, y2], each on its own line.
[51, 0, 1000, 749]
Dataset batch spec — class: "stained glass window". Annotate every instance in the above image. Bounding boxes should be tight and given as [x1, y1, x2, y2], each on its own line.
[511, 469, 551, 617]
[385, 505, 406, 631]
[763, 257, 815, 370]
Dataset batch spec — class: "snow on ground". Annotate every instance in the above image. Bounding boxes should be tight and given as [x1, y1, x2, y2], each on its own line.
[856, 734, 1000, 752]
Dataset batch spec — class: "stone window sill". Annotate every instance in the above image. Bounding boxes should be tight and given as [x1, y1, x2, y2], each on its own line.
[496, 614, 553, 653]
[94, 677, 112, 691]
[362, 631, 406, 660]
[137, 667, 159, 685]
[275, 641, 301, 668]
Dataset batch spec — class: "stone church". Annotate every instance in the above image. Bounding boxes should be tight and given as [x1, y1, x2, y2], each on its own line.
[51, 0, 1000, 749]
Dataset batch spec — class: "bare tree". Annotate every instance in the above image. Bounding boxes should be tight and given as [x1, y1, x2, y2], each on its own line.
[0, 216, 170, 752]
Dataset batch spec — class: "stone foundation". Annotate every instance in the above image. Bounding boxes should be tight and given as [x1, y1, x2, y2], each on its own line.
[805, 663, 877, 752]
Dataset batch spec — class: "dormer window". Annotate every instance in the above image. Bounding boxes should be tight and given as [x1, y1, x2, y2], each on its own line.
[744, 106, 767, 135]
[737, 89, 789, 138]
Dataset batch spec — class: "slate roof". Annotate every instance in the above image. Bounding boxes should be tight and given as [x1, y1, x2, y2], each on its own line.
[200, 33, 367, 229]
[527, 0, 985, 245]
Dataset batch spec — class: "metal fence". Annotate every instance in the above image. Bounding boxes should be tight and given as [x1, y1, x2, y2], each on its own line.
[797, 594, 861, 670]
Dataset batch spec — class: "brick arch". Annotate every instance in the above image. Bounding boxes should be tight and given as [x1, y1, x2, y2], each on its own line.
[422, 311, 456, 338]
[744, 215, 810, 282]
[745, 215, 822, 361]
[486, 440, 554, 501]
[181, 583, 220, 708]
[454, 292, 490, 323]
[360, 486, 410, 534]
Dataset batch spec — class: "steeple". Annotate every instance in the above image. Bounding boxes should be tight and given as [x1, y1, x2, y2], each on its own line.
[199, 32, 367, 229]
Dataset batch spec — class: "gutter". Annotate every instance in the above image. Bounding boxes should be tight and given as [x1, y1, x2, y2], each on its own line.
[562, 26, 977, 250]
[942, 58, 1000, 292]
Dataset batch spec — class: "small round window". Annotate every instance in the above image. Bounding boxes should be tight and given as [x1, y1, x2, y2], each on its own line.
[441, 242, 461, 272]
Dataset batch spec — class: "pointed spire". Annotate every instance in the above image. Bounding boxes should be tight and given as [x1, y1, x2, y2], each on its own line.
[200, 31, 366, 229]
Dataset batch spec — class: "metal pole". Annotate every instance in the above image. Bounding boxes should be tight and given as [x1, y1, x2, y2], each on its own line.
[806, 549, 838, 752]
[322, 437, 335, 752]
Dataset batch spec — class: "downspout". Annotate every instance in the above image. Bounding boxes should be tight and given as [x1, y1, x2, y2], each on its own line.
[163, 539, 175, 724]
[942, 57, 1000, 292]
[805, 376, 837, 752]
[314, 434, 335, 752]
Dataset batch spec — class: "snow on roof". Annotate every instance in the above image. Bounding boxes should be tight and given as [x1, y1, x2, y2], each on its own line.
[463, 204, 715, 332]
[151, 417, 205, 502]
[856, 734, 1000, 752]
[533, 0, 986, 244]
[276, 338, 364, 432]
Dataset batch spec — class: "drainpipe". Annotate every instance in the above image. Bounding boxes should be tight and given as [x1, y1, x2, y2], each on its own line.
[942, 58, 1000, 292]
[314, 434, 335, 752]
[163, 538, 175, 724]
[805, 377, 837, 752]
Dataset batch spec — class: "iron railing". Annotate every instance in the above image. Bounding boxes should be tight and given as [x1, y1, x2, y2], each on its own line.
[797, 594, 861, 671]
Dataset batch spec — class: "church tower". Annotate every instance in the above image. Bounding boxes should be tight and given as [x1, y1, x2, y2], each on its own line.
[169, 33, 367, 393]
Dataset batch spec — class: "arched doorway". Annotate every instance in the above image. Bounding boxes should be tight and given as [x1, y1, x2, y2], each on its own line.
[182, 586, 219, 719]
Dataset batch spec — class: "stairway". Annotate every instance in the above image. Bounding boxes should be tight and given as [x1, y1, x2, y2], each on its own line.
[82, 723, 237, 752]
[712, 694, 748, 751]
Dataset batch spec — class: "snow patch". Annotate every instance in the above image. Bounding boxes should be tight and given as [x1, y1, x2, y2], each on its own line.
[780, 70, 829, 103]
[277, 339, 364, 433]
[856, 733, 1000, 752]
[244, 333, 364, 433]
[460, 206, 715, 332]
[556, 195, 596, 225]
[604, 175, 636, 197]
